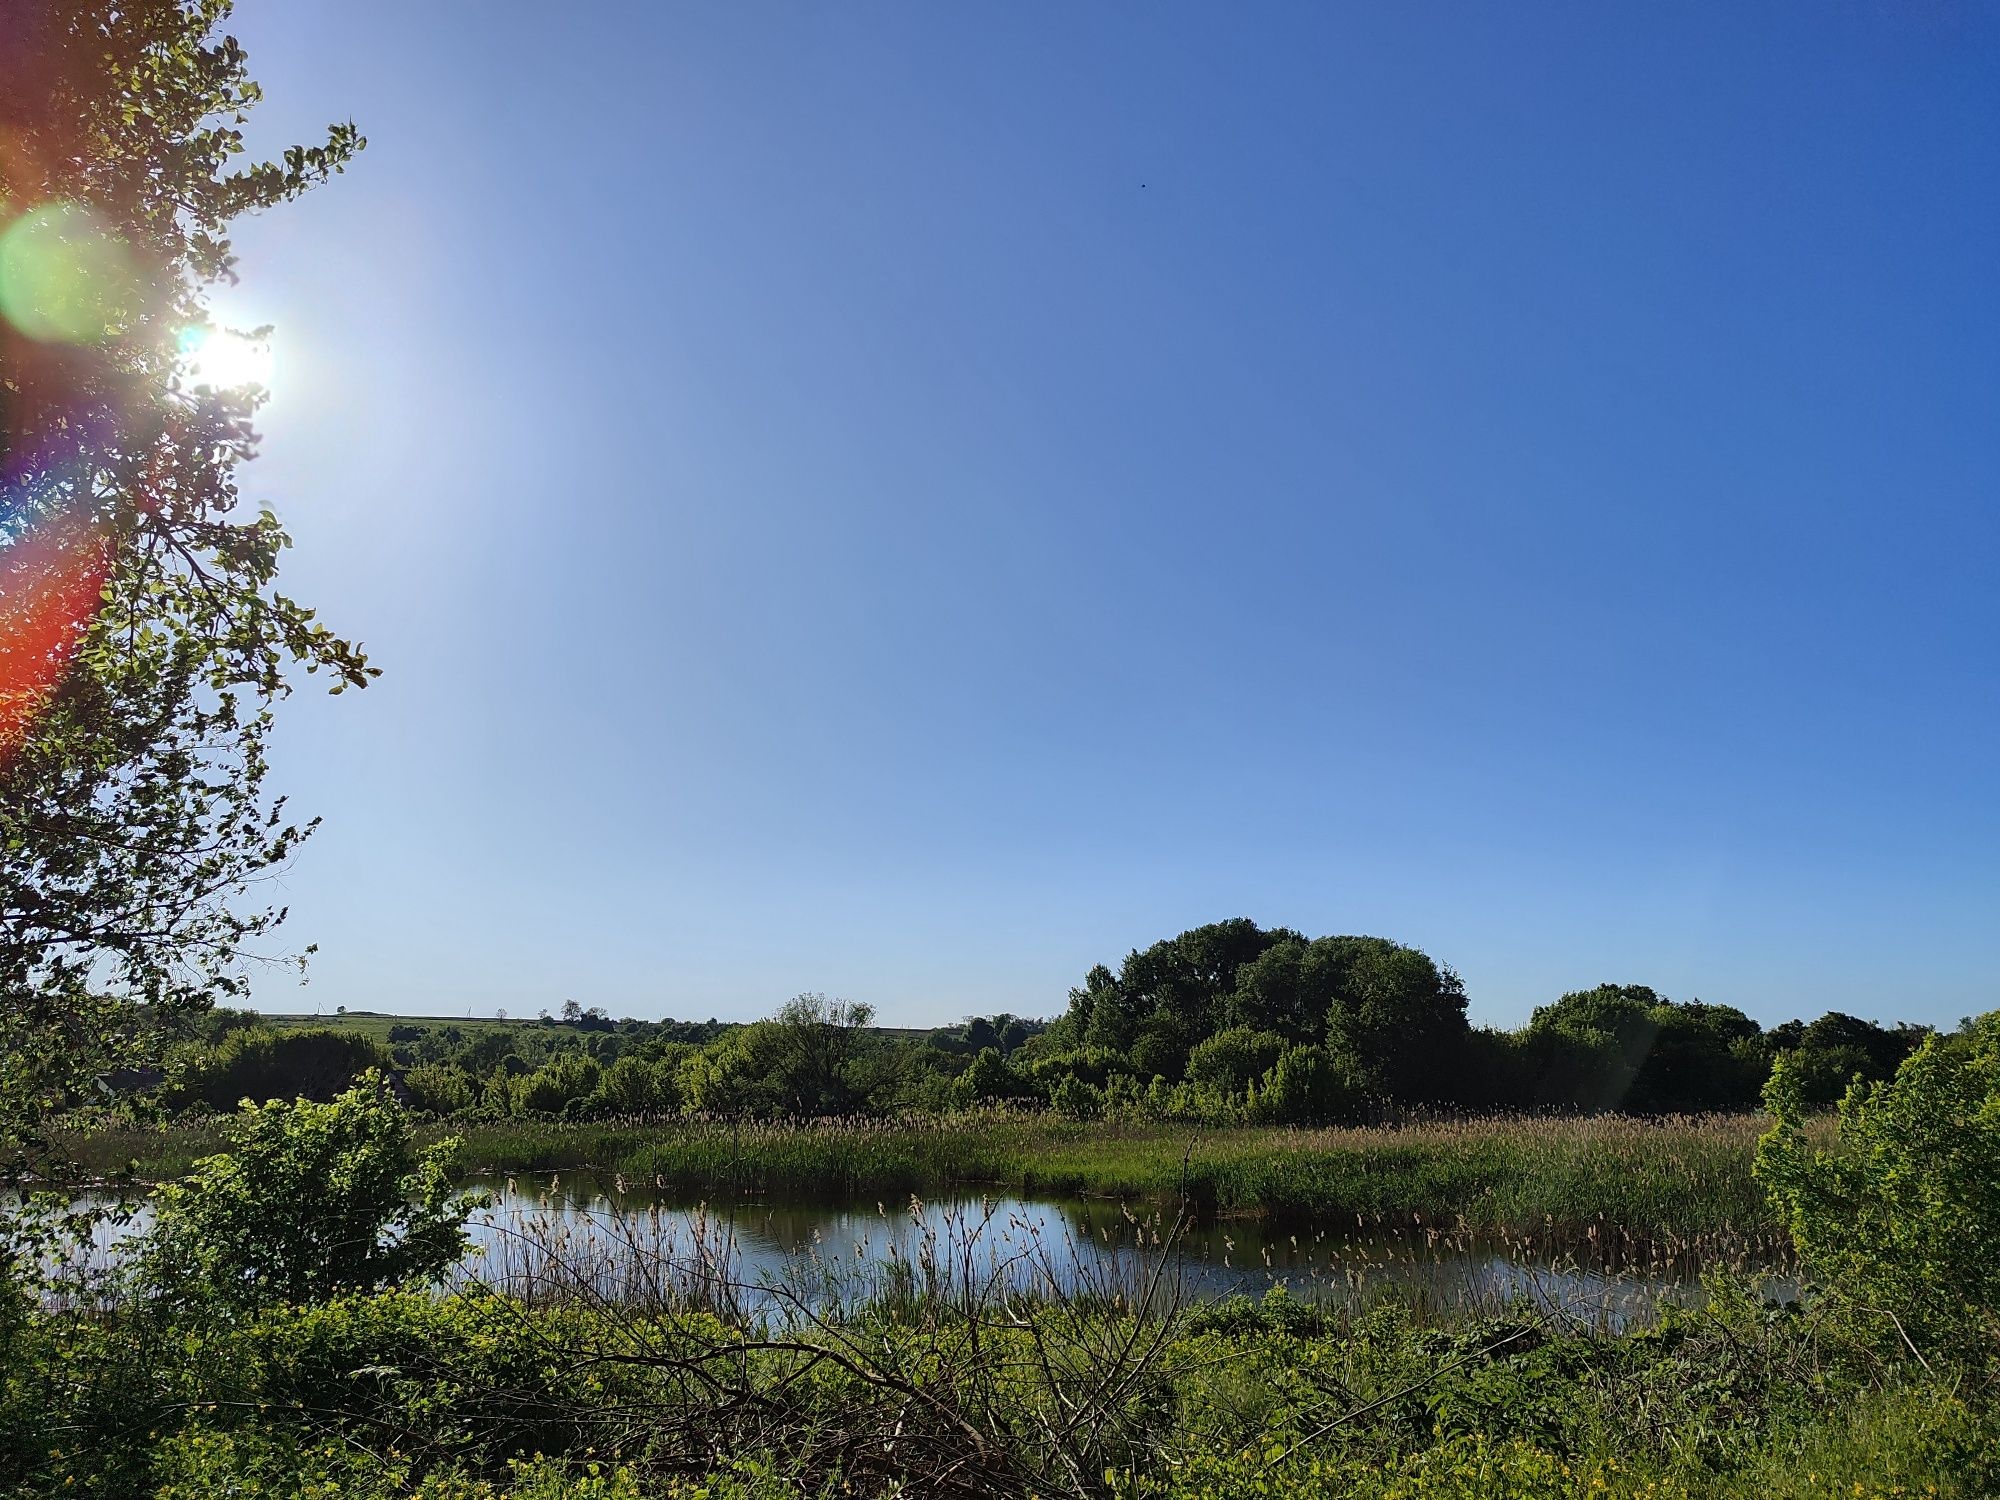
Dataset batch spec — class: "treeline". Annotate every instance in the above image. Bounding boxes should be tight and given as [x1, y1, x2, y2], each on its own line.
[1012, 920, 1937, 1121]
[141, 920, 1943, 1126]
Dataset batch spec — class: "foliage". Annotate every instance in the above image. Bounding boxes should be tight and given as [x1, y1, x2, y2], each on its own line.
[1185, 1027, 1288, 1097]
[7, 1273, 1990, 1499]
[515, 1052, 602, 1116]
[1756, 1016, 2000, 1359]
[953, 1044, 1031, 1106]
[666, 995, 881, 1119]
[1057, 921, 1470, 1107]
[1033, 921, 1911, 1123]
[594, 1052, 680, 1115]
[52, 923, 1942, 1137]
[404, 1062, 482, 1116]
[169, 1024, 390, 1109]
[763, 991, 876, 1115]
[1256, 1043, 1351, 1125]
[140, 1074, 478, 1310]
[0, 0, 369, 1187]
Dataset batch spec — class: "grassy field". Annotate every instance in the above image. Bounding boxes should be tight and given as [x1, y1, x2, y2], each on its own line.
[254, 1011, 553, 1043]
[68, 1110, 1796, 1240]
[250, 1011, 939, 1043]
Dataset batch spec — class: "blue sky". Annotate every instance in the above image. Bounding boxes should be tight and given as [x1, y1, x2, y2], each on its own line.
[218, 2, 1998, 1030]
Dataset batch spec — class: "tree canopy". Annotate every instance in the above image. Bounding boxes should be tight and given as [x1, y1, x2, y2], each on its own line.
[0, 0, 365, 1180]
[1056, 920, 1469, 1104]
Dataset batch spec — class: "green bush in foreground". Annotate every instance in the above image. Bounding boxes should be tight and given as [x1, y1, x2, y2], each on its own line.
[10, 1286, 1992, 1499]
[140, 1074, 480, 1310]
[1757, 1020, 2000, 1362]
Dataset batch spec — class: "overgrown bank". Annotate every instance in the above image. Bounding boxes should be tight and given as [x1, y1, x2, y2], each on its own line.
[12, 1284, 1990, 1500]
[68, 1111, 1792, 1239]
[14, 1021, 1996, 1499]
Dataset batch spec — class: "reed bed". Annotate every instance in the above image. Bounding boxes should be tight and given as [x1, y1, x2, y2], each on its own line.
[459, 1111, 1794, 1239]
[59, 1109, 1813, 1241]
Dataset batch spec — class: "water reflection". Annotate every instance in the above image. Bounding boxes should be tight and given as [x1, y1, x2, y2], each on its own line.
[451, 1173, 1793, 1332]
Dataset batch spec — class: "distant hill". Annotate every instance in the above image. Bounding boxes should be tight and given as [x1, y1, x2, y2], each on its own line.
[253, 1012, 939, 1043]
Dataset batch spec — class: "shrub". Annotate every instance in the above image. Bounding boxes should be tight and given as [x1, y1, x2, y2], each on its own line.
[142, 1074, 481, 1310]
[1025, 1045, 1136, 1090]
[1256, 1044, 1352, 1125]
[1756, 1016, 2000, 1361]
[405, 1063, 479, 1116]
[1051, 1075, 1105, 1119]
[595, 1054, 679, 1115]
[1186, 1027, 1288, 1097]
[518, 1054, 602, 1116]
[951, 1046, 1030, 1106]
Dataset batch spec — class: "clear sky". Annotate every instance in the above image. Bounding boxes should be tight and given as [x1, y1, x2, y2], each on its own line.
[215, 2, 1998, 1031]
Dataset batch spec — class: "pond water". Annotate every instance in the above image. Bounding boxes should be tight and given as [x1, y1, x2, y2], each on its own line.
[55, 1173, 1792, 1331]
[438, 1173, 1791, 1331]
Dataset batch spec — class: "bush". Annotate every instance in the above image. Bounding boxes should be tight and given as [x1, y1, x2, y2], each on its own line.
[1024, 1045, 1136, 1090]
[1050, 1075, 1105, 1119]
[1756, 1016, 2000, 1361]
[1255, 1044, 1352, 1125]
[1186, 1027, 1288, 1097]
[594, 1054, 679, 1115]
[405, 1063, 479, 1116]
[951, 1046, 1030, 1106]
[141, 1074, 481, 1310]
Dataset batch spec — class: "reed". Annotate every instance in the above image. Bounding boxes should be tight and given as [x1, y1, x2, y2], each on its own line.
[456, 1111, 1790, 1238]
[60, 1110, 1810, 1238]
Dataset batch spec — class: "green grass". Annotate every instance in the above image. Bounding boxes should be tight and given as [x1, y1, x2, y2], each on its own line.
[68, 1111, 1793, 1240]
[598, 1113, 1787, 1239]
[253, 1011, 540, 1043]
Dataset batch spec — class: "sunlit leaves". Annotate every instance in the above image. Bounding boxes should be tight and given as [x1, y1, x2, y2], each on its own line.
[0, 2, 369, 1183]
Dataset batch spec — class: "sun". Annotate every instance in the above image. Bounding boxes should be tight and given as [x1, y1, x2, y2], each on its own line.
[177, 325, 274, 391]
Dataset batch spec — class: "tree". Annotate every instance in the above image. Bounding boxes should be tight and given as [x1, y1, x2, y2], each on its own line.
[0, 3, 367, 1183]
[1770, 1012, 1932, 1106]
[767, 992, 875, 1116]
[401, 1063, 477, 1117]
[952, 1046, 1027, 1106]
[1521, 985, 1665, 1111]
[1627, 1001, 1765, 1112]
[1256, 1043, 1351, 1125]
[1073, 920, 1298, 1055]
[1058, 922, 1468, 1103]
[515, 1052, 600, 1115]
[140, 1074, 477, 1311]
[171, 1026, 389, 1110]
[1315, 937, 1469, 1104]
[595, 1053, 676, 1115]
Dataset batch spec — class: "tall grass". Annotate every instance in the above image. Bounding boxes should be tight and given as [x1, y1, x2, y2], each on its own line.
[60, 1110, 1802, 1238]
[463, 1112, 1785, 1238]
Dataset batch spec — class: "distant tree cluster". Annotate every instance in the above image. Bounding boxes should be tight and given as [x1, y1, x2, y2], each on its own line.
[959, 921, 1931, 1124]
[114, 921, 1935, 1127]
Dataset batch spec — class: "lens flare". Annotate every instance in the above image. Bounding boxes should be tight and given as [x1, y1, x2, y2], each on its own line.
[177, 324, 273, 391]
[0, 201, 139, 345]
[0, 500, 107, 768]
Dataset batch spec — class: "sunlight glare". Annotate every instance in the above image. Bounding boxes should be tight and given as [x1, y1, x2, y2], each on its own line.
[177, 325, 274, 391]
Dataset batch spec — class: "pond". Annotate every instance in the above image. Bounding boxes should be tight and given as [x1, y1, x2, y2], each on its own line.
[438, 1173, 1791, 1331]
[54, 1173, 1792, 1331]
